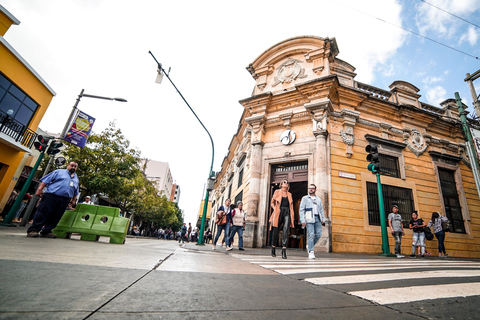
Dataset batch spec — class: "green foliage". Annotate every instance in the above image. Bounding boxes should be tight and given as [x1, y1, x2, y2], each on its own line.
[59, 122, 182, 229]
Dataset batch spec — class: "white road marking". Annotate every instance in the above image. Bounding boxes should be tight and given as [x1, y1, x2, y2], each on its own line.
[348, 282, 480, 304]
[275, 265, 480, 275]
[305, 270, 480, 285]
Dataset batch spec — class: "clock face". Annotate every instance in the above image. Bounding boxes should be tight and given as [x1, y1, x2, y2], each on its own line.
[280, 129, 296, 145]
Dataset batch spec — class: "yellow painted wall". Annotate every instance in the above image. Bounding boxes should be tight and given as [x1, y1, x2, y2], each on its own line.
[0, 16, 55, 211]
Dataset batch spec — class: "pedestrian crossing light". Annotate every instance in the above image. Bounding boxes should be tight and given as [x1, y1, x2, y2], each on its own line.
[47, 140, 63, 155]
[366, 144, 381, 173]
[33, 135, 49, 152]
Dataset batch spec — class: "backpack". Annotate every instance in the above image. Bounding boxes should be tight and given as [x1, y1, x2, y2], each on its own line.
[424, 226, 434, 241]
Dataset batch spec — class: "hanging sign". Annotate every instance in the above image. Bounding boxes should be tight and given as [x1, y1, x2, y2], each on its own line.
[63, 109, 95, 148]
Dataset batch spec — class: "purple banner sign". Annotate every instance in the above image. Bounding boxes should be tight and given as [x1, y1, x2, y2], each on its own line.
[63, 110, 95, 148]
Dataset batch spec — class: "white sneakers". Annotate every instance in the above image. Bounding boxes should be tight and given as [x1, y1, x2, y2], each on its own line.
[308, 251, 315, 259]
[397, 254, 405, 258]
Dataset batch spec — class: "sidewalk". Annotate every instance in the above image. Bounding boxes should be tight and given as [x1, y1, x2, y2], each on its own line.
[1, 225, 477, 320]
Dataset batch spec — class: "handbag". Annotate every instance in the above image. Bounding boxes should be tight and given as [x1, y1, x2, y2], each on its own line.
[215, 212, 226, 225]
[424, 227, 434, 241]
[441, 220, 450, 233]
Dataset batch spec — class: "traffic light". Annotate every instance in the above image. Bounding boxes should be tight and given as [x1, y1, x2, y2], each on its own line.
[366, 144, 381, 174]
[47, 140, 63, 155]
[33, 135, 49, 152]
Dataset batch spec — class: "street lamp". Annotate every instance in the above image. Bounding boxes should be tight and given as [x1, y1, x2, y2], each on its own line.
[149, 51, 215, 246]
[60, 89, 127, 139]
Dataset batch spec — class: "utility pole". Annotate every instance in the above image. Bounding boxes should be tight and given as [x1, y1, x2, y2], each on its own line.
[455, 92, 480, 201]
[465, 69, 480, 119]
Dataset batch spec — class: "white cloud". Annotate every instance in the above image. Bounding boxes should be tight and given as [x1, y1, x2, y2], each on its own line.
[422, 76, 443, 84]
[426, 86, 448, 105]
[459, 26, 479, 46]
[415, 0, 480, 39]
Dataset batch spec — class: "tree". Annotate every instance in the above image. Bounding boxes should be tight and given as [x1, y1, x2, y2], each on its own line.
[62, 122, 142, 207]
[59, 122, 184, 229]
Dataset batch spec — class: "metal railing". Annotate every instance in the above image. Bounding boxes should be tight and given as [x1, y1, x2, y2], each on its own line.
[0, 110, 37, 149]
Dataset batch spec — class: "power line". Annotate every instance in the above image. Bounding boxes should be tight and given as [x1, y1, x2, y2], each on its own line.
[333, 1, 479, 61]
[420, 0, 480, 29]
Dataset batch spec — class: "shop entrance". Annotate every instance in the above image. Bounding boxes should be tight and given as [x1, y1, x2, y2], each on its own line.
[267, 161, 308, 249]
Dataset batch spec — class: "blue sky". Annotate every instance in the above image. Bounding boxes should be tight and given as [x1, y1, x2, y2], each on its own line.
[2, 0, 479, 223]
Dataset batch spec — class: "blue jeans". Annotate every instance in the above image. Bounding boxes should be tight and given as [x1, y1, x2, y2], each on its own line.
[435, 230, 446, 254]
[213, 223, 230, 246]
[412, 232, 425, 255]
[306, 215, 323, 252]
[229, 225, 243, 249]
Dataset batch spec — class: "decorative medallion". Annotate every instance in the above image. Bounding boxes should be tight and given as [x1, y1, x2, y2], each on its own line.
[272, 58, 307, 87]
[280, 129, 296, 145]
[405, 128, 428, 156]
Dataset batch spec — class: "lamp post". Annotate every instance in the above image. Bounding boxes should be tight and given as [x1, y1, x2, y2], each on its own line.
[17, 90, 127, 227]
[149, 51, 215, 246]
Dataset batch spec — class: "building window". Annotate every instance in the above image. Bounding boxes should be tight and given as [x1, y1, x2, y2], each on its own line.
[228, 184, 232, 200]
[0, 72, 39, 128]
[438, 168, 465, 233]
[237, 168, 243, 188]
[367, 181, 415, 228]
[379, 154, 400, 178]
[234, 190, 243, 205]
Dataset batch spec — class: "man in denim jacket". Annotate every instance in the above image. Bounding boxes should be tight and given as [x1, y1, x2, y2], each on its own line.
[299, 184, 326, 259]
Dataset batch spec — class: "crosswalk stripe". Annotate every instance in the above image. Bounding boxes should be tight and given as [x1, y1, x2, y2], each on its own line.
[274, 264, 480, 274]
[305, 270, 480, 285]
[348, 282, 480, 305]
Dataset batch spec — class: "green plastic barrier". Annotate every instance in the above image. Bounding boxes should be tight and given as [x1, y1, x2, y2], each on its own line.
[53, 203, 129, 244]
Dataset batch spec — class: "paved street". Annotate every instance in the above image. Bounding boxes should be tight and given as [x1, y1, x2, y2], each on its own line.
[1, 226, 479, 319]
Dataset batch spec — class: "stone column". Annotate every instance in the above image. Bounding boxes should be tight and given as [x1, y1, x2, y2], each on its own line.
[305, 98, 333, 252]
[244, 115, 266, 248]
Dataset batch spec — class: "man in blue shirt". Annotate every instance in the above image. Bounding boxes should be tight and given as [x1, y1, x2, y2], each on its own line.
[299, 184, 326, 259]
[27, 162, 79, 238]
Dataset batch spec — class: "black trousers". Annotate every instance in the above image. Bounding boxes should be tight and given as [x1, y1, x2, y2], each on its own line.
[272, 207, 290, 248]
[27, 193, 70, 234]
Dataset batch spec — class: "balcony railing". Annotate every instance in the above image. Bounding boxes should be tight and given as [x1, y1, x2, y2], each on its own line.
[0, 110, 37, 149]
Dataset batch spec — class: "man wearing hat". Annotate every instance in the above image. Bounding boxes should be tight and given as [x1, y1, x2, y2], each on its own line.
[83, 196, 92, 204]
[388, 204, 405, 258]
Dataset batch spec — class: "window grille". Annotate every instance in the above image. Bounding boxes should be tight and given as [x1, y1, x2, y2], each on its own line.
[379, 154, 400, 178]
[438, 168, 465, 233]
[367, 182, 414, 228]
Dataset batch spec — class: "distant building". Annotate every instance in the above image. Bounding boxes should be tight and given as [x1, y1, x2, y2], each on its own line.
[0, 5, 56, 214]
[169, 183, 180, 203]
[141, 159, 174, 198]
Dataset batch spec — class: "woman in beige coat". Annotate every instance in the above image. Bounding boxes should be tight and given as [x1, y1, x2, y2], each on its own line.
[269, 180, 294, 259]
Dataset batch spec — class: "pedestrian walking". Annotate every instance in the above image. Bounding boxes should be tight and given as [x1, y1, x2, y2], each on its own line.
[229, 201, 245, 251]
[270, 180, 294, 259]
[427, 212, 450, 257]
[26, 161, 79, 238]
[388, 204, 405, 258]
[213, 199, 231, 250]
[179, 223, 187, 243]
[409, 211, 426, 259]
[299, 184, 326, 259]
[187, 222, 192, 242]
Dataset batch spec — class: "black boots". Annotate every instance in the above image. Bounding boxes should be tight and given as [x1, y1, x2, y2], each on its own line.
[271, 246, 276, 257]
[282, 248, 287, 259]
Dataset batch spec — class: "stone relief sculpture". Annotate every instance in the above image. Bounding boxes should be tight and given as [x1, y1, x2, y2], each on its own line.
[404, 128, 428, 156]
[272, 58, 308, 87]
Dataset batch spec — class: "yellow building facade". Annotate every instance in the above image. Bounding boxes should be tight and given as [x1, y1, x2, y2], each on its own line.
[211, 36, 480, 258]
[0, 5, 55, 213]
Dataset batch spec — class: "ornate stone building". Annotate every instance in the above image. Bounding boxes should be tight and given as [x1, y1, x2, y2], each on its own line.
[210, 36, 480, 257]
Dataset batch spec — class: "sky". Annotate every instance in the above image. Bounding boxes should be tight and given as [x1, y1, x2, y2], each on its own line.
[2, 0, 480, 226]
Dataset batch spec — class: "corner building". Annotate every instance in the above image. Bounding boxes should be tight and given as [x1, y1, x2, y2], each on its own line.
[211, 36, 480, 257]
